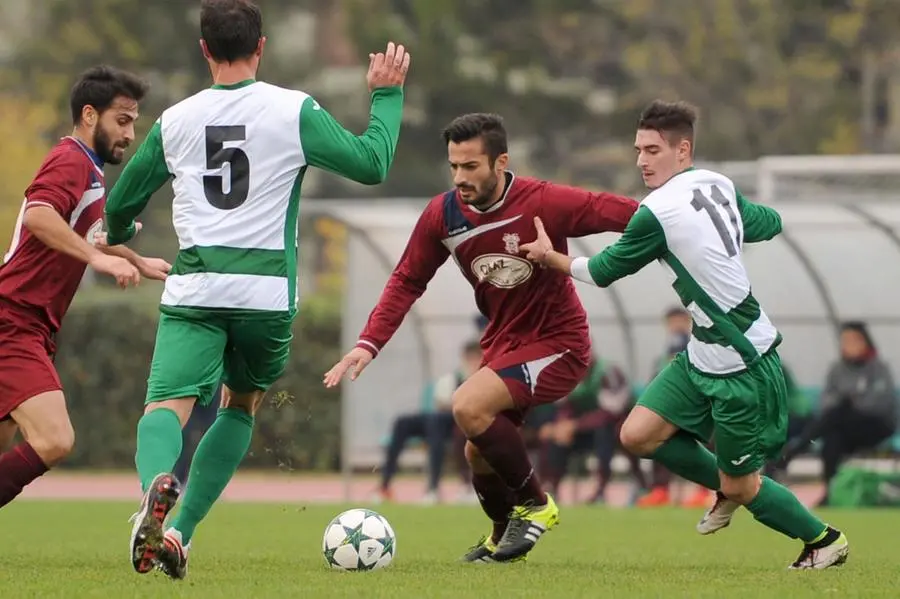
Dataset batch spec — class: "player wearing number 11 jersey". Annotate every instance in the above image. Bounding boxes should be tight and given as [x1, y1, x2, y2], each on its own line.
[521, 100, 848, 570]
[102, 0, 410, 580]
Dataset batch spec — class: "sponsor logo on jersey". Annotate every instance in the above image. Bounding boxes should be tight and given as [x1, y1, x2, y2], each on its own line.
[502, 232, 520, 254]
[471, 253, 533, 288]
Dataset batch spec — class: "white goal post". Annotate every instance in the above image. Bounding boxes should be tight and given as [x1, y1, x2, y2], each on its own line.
[698, 154, 900, 204]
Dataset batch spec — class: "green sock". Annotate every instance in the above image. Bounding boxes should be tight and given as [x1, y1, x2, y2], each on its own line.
[746, 476, 827, 543]
[135, 408, 184, 493]
[650, 431, 721, 491]
[170, 407, 254, 544]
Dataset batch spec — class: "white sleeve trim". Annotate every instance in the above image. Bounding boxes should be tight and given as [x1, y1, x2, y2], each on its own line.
[357, 339, 380, 356]
[571, 256, 597, 286]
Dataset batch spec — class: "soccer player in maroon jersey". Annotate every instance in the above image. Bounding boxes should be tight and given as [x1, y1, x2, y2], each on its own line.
[0, 66, 171, 510]
[324, 113, 638, 562]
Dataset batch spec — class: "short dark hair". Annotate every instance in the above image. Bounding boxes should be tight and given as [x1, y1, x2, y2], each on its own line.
[441, 113, 508, 164]
[638, 100, 698, 149]
[70, 65, 149, 125]
[201, 0, 263, 63]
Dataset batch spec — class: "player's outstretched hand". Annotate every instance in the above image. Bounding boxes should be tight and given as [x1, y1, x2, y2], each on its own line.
[520, 217, 553, 266]
[323, 347, 375, 388]
[89, 254, 141, 289]
[366, 41, 411, 92]
[137, 256, 172, 281]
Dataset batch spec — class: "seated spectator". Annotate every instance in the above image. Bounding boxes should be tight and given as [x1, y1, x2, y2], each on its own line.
[777, 321, 898, 506]
[376, 340, 482, 504]
[538, 356, 647, 504]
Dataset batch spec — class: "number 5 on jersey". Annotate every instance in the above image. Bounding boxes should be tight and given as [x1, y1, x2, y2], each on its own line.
[691, 185, 742, 257]
[203, 125, 250, 210]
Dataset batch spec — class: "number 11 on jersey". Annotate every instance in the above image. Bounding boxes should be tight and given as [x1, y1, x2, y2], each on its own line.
[691, 185, 742, 257]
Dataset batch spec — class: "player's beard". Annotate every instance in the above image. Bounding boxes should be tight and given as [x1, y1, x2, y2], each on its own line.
[93, 124, 128, 165]
[463, 172, 500, 210]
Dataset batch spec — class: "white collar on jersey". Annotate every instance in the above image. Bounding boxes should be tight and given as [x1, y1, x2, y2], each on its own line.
[468, 171, 516, 214]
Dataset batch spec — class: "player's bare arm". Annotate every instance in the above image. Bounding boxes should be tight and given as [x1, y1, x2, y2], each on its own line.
[523, 206, 667, 288]
[520, 216, 576, 275]
[23, 205, 140, 288]
[93, 226, 171, 281]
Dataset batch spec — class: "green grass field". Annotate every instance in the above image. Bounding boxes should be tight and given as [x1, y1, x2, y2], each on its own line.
[2, 501, 898, 598]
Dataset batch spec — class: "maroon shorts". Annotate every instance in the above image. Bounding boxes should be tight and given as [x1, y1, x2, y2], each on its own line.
[0, 303, 61, 420]
[486, 343, 589, 426]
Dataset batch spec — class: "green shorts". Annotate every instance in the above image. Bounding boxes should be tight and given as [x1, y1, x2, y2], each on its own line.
[145, 309, 293, 406]
[637, 349, 788, 476]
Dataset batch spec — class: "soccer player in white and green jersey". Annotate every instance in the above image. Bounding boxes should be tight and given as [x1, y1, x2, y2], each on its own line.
[102, 0, 410, 580]
[520, 100, 849, 570]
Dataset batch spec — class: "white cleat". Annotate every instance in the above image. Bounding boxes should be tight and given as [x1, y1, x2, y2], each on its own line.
[696, 491, 740, 535]
[789, 528, 849, 570]
[157, 528, 191, 580]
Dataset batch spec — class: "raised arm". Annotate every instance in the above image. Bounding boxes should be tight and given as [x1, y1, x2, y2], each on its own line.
[738, 190, 782, 243]
[539, 181, 639, 237]
[300, 88, 403, 185]
[104, 120, 172, 245]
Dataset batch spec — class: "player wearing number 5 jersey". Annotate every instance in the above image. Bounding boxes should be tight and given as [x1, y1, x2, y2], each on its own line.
[103, 0, 410, 580]
[522, 100, 848, 570]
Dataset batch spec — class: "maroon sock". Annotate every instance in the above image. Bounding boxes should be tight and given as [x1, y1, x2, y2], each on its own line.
[471, 473, 515, 544]
[469, 417, 547, 506]
[0, 442, 49, 508]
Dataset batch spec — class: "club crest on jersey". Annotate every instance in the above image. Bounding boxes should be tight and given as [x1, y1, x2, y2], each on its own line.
[503, 233, 520, 255]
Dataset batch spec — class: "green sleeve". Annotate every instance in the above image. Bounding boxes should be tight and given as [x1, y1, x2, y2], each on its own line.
[587, 205, 667, 286]
[300, 87, 404, 185]
[104, 120, 172, 245]
[738, 190, 782, 243]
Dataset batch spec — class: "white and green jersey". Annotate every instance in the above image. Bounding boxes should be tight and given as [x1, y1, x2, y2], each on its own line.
[572, 167, 783, 375]
[105, 79, 404, 314]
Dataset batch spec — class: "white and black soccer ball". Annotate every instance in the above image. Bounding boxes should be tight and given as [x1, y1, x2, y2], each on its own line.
[322, 508, 396, 571]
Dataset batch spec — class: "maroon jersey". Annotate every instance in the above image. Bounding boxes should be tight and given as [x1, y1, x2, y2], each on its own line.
[356, 173, 638, 364]
[0, 137, 107, 334]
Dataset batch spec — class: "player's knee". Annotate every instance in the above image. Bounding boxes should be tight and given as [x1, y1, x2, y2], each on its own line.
[29, 419, 75, 466]
[619, 407, 674, 457]
[618, 420, 655, 457]
[451, 393, 483, 433]
[719, 471, 761, 505]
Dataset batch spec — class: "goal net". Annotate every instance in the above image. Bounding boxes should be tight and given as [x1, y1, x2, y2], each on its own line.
[698, 154, 900, 204]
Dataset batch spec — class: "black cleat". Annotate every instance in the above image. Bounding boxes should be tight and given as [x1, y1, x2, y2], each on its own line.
[491, 494, 559, 563]
[460, 535, 498, 563]
[129, 473, 181, 574]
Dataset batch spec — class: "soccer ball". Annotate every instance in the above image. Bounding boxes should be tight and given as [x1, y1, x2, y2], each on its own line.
[322, 508, 396, 571]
